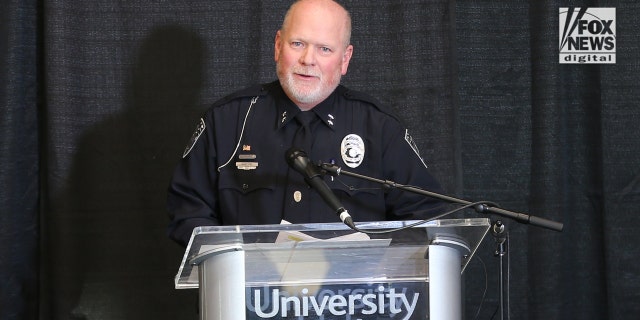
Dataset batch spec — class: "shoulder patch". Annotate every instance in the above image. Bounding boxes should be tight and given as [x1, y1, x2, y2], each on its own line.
[183, 118, 206, 158]
[404, 129, 429, 168]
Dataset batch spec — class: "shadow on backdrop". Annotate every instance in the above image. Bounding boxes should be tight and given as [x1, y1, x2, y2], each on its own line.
[47, 24, 206, 319]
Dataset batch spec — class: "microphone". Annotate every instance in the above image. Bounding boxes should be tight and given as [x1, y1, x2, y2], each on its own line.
[285, 147, 355, 229]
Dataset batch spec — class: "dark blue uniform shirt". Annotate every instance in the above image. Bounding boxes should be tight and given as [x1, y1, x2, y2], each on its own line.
[167, 81, 444, 246]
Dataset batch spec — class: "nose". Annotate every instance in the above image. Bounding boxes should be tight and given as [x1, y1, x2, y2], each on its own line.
[299, 46, 316, 65]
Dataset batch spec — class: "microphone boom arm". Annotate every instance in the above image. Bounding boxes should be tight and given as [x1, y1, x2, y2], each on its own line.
[320, 163, 563, 232]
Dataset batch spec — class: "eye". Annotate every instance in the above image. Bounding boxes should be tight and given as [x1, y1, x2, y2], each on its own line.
[319, 47, 333, 55]
[291, 41, 304, 48]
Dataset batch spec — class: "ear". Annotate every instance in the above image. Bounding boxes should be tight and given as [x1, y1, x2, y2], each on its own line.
[341, 45, 353, 75]
[274, 30, 282, 62]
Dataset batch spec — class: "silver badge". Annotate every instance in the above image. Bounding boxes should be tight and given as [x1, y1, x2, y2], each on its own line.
[341, 134, 365, 168]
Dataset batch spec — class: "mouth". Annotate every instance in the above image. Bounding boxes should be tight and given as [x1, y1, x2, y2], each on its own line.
[291, 67, 320, 81]
[294, 72, 319, 80]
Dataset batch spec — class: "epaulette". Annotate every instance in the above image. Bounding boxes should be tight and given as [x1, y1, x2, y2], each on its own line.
[210, 82, 272, 108]
[337, 85, 403, 123]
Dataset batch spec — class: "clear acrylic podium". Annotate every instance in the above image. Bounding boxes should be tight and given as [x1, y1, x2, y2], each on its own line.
[175, 218, 490, 320]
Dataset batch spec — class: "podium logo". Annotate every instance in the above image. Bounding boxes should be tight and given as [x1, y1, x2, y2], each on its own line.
[559, 7, 616, 64]
[250, 286, 420, 319]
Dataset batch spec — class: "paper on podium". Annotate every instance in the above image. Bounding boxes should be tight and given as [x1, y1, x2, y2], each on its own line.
[259, 220, 394, 285]
[274, 219, 371, 243]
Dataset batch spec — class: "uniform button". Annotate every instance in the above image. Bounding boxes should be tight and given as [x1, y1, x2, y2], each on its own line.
[293, 190, 302, 202]
[242, 184, 249, 190]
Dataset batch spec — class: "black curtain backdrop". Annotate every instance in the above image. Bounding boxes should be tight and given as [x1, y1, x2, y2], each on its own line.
[1, 0, 639, 319]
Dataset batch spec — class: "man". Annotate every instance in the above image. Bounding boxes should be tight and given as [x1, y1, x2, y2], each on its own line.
[167, 0, 444, 247]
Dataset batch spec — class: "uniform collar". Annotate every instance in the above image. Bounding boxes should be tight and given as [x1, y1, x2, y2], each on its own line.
[272, 81, 341, 131]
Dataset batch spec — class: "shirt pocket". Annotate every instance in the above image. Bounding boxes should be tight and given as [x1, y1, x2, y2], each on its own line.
[218, 168, 276, 194]
[328, 178, 386, 219]
[217, 168, 278, 224]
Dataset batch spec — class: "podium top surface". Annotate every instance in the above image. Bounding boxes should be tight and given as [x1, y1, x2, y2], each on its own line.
[175, 218, 490, 289]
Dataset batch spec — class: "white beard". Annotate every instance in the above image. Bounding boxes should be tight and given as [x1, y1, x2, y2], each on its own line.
[277, 63, 341, 107]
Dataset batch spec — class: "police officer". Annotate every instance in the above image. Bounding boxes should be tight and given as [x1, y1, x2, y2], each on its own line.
[167, 0, 444, 246]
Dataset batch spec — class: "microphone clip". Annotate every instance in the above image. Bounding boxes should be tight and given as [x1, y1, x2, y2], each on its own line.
[319, 162, 341, 177]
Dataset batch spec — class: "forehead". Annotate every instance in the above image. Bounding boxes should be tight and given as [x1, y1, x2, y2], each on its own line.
[282, 2, 348, 46]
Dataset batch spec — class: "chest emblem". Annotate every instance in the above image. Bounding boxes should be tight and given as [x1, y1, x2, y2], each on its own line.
[341, 134, 365, 168]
